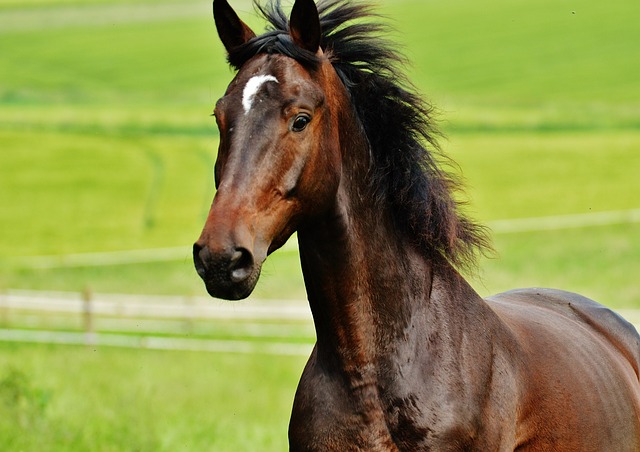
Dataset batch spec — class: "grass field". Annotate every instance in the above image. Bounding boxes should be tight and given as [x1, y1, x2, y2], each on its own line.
[0, 342, 306, 450]
[0, 0, 639, 449]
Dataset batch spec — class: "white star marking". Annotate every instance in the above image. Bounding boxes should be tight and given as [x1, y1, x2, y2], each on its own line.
[242, 75, 279, 114]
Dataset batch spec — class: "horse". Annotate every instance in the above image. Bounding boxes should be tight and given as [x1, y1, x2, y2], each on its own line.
[193, 0, 640, 449]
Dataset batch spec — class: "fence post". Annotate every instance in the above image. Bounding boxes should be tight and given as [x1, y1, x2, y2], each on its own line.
[83, 287, 96, 347]
[0, 290, 8, 327]
[183, 296, 195, 335]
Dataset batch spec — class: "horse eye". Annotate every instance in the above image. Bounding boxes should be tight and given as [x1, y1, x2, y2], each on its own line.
[291, 114, 311, 132]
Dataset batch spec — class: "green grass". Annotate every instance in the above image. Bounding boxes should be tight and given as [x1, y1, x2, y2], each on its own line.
[0, 342, 306, 451]
[0, 131, 214, 256]
[452, 131, 640, 308]
[0, 0, 164, 8]
[3, 130, 639, 306]
[391, 0, 640, 107]
[479, 223, 640, 308]
[447, 132, 640, 220]
[0, 0, 639, 448]
[0, 0, 638, 306]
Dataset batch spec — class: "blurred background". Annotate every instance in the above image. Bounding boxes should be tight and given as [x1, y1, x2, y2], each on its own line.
[0, 0, 639, 449]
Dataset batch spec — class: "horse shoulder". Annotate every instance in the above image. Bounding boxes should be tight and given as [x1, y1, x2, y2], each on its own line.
[378, 275, 527, 450]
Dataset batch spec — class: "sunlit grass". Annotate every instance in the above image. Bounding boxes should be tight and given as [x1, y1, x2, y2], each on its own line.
[0, 342, 305, 451]
[3, 129, 639, 306]
[1, 0, 639, 449]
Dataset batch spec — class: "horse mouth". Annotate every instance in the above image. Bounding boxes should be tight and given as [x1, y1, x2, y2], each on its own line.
[202, 271, 260, 300]
[193, 244, 262, 300]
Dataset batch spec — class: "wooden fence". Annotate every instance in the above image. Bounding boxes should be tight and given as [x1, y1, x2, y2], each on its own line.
[0, 289, 315, 355]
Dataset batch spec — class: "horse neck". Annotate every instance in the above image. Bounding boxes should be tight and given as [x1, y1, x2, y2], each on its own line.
[296, 96, 482, 379]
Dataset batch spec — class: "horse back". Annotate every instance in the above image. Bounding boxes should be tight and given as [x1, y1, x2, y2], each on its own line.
[486, 288, 640, 451]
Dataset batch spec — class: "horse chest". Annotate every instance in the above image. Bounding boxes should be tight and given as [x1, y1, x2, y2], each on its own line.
[289, 356, 492, 451]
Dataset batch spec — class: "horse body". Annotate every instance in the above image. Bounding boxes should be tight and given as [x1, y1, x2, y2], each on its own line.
[292, 177, 640, 449]
[194, 0, 640, 449]
[488, 289, 640, 451]
[289, 144, 640, 449]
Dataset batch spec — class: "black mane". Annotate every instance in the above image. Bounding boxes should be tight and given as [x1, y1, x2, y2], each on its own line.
[226, 0, 491, 269]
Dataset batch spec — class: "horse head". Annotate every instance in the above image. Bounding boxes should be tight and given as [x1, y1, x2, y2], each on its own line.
[194, 0, 344, 300]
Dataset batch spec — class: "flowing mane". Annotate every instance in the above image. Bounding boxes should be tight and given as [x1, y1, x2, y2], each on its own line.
[224, 0, 491, 269]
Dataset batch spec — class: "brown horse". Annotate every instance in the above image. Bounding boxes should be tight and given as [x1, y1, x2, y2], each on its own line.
[193, 0, 640, 449]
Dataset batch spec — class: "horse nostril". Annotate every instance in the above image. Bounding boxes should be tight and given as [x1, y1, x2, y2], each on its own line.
[194, 242, 254, 285]
[193, 243, 209, 277]
[229, 247, 253, 283]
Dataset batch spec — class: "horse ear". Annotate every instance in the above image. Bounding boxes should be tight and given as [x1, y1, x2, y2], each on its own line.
[213, 0, 256, 53]
[289, 0, 321, 53]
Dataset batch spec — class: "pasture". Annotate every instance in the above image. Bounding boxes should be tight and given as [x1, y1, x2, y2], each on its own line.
[0, 0, 639, 449]
[0, 341, 307, 450]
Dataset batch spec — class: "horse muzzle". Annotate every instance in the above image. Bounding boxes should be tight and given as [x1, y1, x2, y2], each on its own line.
[194, 184, 295, 300]
[193, 240, 263, 301]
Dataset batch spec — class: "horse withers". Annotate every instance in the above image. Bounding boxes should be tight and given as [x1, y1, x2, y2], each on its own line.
[193, 0, 640, 449]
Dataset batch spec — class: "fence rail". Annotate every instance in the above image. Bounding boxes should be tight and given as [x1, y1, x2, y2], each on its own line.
[1, 290, 638, 355]
[0, 289, 312, 320]
[0, 328, 314, 356]
[0, 290, 315, 355]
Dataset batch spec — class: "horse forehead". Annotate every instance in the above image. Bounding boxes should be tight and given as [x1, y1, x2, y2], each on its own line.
[226, 55, 324, 116]
[242, 74, 279, 114]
